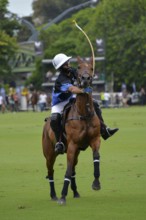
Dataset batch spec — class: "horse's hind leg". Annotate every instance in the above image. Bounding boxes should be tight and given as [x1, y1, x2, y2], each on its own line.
[42, 130, 58, 201]
[46, 160, 58, 201]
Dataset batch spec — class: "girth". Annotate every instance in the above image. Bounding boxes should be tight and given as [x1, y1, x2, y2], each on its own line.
[65, 112, 95, 122]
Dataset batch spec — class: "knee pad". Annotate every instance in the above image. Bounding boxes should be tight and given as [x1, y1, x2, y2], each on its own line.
[93, 100, 101, 114]
[93, 99, 100, 109]
[50, 113, 61, 130]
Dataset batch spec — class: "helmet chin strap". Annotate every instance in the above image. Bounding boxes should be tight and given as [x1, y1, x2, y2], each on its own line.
[73, 20, 95, 76]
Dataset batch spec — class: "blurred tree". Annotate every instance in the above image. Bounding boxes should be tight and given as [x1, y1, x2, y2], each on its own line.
[32, 0, 90, 25]
[91, 0, 146, 91]
[24, 0, 146, 91]
[0, 0, 19, 83]
[25, 57, 44, 90]
[17, 16, 34, 42]
[32, 0, 146, 91]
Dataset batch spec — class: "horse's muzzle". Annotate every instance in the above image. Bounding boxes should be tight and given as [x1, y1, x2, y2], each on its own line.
[81, 74, 92, 88]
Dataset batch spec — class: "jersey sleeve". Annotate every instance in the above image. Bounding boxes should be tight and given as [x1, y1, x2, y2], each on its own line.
[60, 83, 73, 92]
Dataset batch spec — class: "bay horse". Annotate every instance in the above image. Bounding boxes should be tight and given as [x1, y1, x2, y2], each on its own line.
[30, 90, 38, 112]
[42, 56, 101, 205]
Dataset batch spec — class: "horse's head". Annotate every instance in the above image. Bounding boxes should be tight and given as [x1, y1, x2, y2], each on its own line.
[77, 56, 93, 89]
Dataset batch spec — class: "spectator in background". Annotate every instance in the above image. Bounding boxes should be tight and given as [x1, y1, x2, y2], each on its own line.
[38, 91, 47, 111]
[8, 94, 15, 112]
[139, 87, 146, 105]
[20, 87, 29, 111]
[122, 89, 129, 107]
[8, 87, 15, 112]
[0, 86, 6, 100]
[104, 92, 110, 108]
[121, 82, 127, 92]
[0, 93, 5, 113]
[100, 92, 105, 107]
[115, 93, 120, 107]
[13, 92, 20, 112]
[0, 93, 3, 109]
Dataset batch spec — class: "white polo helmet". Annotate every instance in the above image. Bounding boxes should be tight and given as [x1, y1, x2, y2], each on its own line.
[52, 53, 72, 70]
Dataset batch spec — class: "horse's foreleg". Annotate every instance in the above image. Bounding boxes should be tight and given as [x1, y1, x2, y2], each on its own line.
[92, 150, 101, 190]
[70, 150, 80, 198]
[60, 166, 72, 203]
[46, 169, 58, 201]
[91, 136, 101, 190]
[71, 172, 80, 198]
[58, 145, 78, 205]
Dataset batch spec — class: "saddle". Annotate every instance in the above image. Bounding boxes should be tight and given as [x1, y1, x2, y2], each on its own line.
[62, 98, 75, 129]
[44, 98, 75, 123]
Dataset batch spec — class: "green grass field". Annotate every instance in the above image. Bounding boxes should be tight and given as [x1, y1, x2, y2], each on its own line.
[0, 107, 146, 220]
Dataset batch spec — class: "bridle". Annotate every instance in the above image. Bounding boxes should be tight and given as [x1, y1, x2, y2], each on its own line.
[76, 58, 93, 90]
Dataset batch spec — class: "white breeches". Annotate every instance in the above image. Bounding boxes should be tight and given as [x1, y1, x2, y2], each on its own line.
[51, 100, 69, 114]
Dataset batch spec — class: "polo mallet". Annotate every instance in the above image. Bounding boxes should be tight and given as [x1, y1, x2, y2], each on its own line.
[73, 20, 95, 76]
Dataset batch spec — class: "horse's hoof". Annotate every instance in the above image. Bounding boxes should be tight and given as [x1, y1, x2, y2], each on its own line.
[73, 191, 80, 198]
[51, 196, 58, 201]
[92, 184, 101, 190]
[92, 180, 101, 190]
[57, 197, 66, 205]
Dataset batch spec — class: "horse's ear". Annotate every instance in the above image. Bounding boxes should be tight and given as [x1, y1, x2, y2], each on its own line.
[90, 56, 93, 66]
[77, 56, 83, 64]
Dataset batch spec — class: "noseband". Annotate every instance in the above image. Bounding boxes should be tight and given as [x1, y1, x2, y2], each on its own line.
[77, 74, 92, 89]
